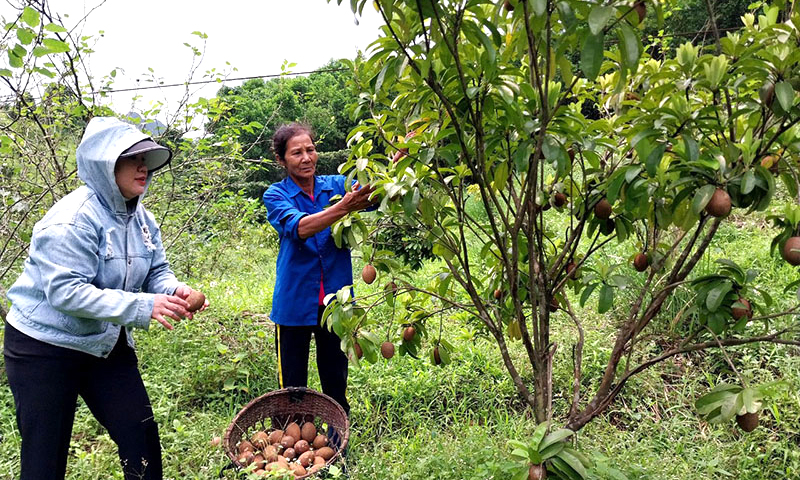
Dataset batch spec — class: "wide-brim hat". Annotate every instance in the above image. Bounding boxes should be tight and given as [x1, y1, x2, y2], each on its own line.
[120, 138, 172, 172]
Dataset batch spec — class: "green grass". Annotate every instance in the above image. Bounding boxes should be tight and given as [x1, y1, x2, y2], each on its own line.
[1, 213, 799, 480]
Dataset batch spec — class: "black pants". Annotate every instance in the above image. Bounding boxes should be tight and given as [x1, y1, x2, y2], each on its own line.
[275, 306, 350, 414]
[3, 321, 162, 480]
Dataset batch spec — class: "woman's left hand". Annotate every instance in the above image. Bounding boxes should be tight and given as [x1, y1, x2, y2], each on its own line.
[174, 285, 210, 316]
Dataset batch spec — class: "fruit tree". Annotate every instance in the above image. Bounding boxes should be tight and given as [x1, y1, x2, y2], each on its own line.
[322, 0, 800, 437]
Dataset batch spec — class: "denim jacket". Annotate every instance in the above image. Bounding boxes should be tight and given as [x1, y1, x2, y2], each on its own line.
[5, 117, 183, 357]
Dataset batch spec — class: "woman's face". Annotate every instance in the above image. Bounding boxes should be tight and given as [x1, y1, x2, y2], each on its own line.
[114, 154, 148, 200]
[281, 133, 317, 183]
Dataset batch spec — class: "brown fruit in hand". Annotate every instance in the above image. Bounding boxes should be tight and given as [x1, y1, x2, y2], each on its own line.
[268, 429, 284, 445]
[705, 188, 731, 218]
[781, 236, 800, 265]
[381, 341, 395, 359]
[633, 0, 646, 23]
[186, 289, 205, 312]
[316, 446, 335, 461]
[594, 198, 612, 219]
[362, 264, 377, 284]
[433, 345, 442, 365]
[298, 451, 315, 468]
[529, 463, 547, 480]
[285, 422, 301, 443]
[736, 411, 759, 432]
[633, 253, 649, 272]
[312, 434, 329, 450]
[294, 439, 310, 455]
[300, 422, 317, 443]
[731, 297, 752, 320]
[403, 325, 416, 342]
[554, 192, 567, 208]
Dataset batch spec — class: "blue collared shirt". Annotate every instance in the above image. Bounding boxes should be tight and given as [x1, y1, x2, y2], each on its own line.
[263, 175, 353, 326]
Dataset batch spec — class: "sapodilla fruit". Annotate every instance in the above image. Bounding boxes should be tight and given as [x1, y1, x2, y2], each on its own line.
[736, 412, 759, 432]
[362, 264, 377, 284]
[731, 297, 752, 320]
[554, 192, 567, 208]
[594, 198, 612, 219]
[781, 236, 800, 265]
[353, 340, 363, 359]
[529, 463, 547, 480]
[285, 422, 301, 443]
[381, 341, 395, 359]
[433, 345, 442, 365]
[403, 325, 416, 342]
[300, 422, 316, 443]
[705, 188, 731, 218]
[494, 288, 503, 300]
[186, 289, 205, 312]
[633, 0, 646, 22]
[504, 0, 514, 11]
[316, 446, 335, 461]
[633, 253, 649, 272]
[312, 434, 328, 450]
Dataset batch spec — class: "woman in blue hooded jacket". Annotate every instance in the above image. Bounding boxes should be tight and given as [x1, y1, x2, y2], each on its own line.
[3, 116, 206, 480]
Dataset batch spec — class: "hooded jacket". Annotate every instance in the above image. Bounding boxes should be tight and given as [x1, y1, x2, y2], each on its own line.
[5, 117, 183, 357]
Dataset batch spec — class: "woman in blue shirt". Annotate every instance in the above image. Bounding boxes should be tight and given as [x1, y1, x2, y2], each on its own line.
[263, 123, 374, 415]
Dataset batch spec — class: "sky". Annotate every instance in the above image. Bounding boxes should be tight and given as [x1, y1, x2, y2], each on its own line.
[4, 0, 384, 127]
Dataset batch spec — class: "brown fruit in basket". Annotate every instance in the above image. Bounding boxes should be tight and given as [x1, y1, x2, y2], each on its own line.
[312, 434, 328, 449]
[294, 439, 310, 455]
[298, 450, 315, 468]
[186, 289, 206, 312]
[251, 453, 266, 469]
[308, 464, 323, 474]
[268, 429, 284, 445]
[237, 440, 255, 454]
[316, 446, 335, 461]
[251, 431, 269, 450]
[313, 455, 326, 466]
[280, 435, 295, 449]
[290, 463, 307, 477]
[237, 450, 255, 465]
[263, 445, 279, 462]
[301, 422, 317, 442]
[285, 422, 301, 441]
[282, 447, 296, 460]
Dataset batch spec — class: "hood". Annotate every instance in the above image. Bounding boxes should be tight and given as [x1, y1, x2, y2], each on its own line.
[77, 116, 156, 213]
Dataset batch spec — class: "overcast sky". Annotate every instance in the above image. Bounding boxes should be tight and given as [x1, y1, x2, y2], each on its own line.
[4, 0, 384, 123]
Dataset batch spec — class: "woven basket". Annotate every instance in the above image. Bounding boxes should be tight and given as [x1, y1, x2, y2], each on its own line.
[223, 387, 349, 478]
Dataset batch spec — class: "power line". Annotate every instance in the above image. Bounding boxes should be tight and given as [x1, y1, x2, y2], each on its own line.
[90, 67, 349, 95]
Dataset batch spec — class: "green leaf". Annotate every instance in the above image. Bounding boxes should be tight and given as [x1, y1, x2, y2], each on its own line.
[580, 33, 603, 81]
[16, 27, 34, 45]
[705, 280, 732, 312]
[0, 68, 12, 77]
[588, 6, 614, 35]
[598, 284, 614, 314]
[741, 170, 756, 194]
[556, 449, 588, 478]
[645, 143, 666, 176]
[532, 0, 546, 16]
[21, 6, 40, 27]
[617, 23, 641, 72]
[7, 51, 22, 68]
[540, 429, 574, 451]
[775, 81, 794, 112]
[44, 23, 67, 33]
[42, 38, 70, 54]
[691, 184, 717, 215]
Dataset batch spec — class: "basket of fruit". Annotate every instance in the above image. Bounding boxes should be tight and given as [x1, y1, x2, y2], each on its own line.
[223, 387, 349, 478]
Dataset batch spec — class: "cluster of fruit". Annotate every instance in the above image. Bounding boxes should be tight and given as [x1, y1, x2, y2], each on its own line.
[235, 419, 336, 477]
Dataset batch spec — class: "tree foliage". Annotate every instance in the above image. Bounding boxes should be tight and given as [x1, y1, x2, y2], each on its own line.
[322, 0, 800, 449]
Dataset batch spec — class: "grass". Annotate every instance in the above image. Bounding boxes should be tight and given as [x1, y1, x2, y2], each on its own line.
[1, 209, 799, 480]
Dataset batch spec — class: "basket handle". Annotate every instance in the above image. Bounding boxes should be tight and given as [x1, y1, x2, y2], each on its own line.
[285, 386, 310, 404]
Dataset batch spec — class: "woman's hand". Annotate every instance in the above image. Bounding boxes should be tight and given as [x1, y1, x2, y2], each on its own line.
[151, 294, 191, 330]
[340, 183, 377, 213]
[174, 285, 210, 313]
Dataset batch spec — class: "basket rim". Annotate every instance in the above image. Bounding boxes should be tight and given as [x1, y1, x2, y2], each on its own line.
[223, 387, 349, 478]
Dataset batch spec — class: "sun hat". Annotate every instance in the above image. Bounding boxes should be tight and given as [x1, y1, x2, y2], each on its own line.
[119, 138, 172, 172]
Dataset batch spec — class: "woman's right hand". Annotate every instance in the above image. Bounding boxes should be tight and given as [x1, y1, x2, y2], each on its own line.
[151, 294, 191, 330]
[340, 183, 377, 213]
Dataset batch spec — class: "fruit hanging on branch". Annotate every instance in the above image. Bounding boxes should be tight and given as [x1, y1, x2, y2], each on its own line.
[781, 236, 800, 265]
[504, 0, 514, 11]
[633, 253, 649, 272]
[633, 0, 646, 23]
[362, 263, 377, 284]
[381, 341, 395, 359]
[731, 297, 753, 320]
[528, 463, 547, 480]
[403, 325, 416, 342]
[705, 188, 732, 218]
[594, 198, 612, 219]
[553, 192, 567, 208]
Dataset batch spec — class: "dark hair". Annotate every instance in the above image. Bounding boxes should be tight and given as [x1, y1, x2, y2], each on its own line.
[272, 123, 316, 161]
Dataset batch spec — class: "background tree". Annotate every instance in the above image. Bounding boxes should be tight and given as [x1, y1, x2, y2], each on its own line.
[322, 0, 800, 461]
